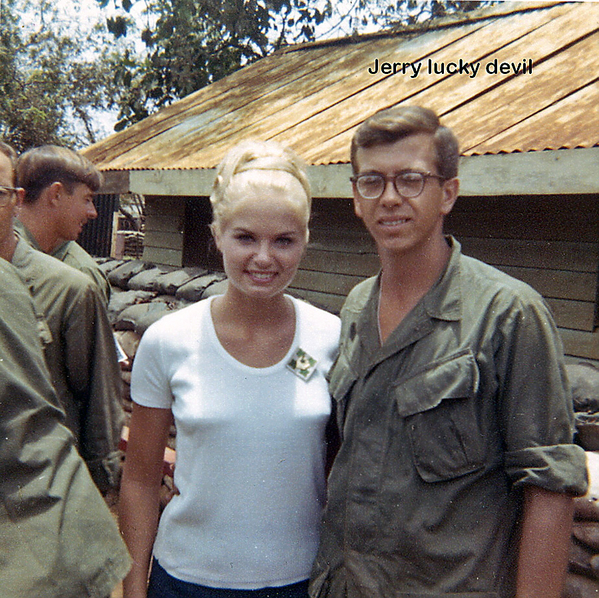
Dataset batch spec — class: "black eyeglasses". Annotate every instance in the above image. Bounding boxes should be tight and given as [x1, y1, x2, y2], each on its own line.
[0, 185, 19, 207]
[350, 171, 446, 200]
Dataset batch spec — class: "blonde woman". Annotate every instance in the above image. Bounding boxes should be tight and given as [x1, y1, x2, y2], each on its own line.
[119, 140, 341, 598]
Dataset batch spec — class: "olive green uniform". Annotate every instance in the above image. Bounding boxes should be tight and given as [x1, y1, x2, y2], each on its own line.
[0, 258, 130, 597]
[14, 218, 111, 304]
[310, 238, 588, 598]
[11, 238, 123, 492]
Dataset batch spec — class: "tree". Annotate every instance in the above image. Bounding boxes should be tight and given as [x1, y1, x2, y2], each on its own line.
[100, 0, 334, 130]
[0, 0, 118, 151]
[325, 0, 496, 35]
[102, 0, 497, 131]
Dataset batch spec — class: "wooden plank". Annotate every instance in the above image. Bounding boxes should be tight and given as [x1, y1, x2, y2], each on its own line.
[457, 148, 599, 197]
[458, 237, 599, 273]
[308, 230, 376, 255]
[119, 146, 599, 198]
[131, 171, 214, 198]
[145, 196, 185, 217]
[142, 246, 183, 267]
[547, 298, 596, 333]
[144, 230, 184, 250]
[561, 328, 599, 362]
[497, 265, 596, 302]
[302, 249, 379, 277]
[310, 214, 366, 232]
[99, 170, 130, 194]
[446, 195, 599, 243]
[293, 269, 364, 297]
[288, 287, 345, 314]
[145, 215, 184, 234]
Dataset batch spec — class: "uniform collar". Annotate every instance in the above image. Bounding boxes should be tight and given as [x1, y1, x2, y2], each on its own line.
[14, 218, 71, 258]
[420, 235, 463, 322]
[353, 236, 464, 366]
[14, 218, 42, 251]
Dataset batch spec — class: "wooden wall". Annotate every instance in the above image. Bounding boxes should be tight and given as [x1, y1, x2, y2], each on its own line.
[289, 198, 377, 312]
[290, 195, 599, 362]
[143, 193, 599, 361]
[447, 194, 599, 361]
[142, 196, 185, 266]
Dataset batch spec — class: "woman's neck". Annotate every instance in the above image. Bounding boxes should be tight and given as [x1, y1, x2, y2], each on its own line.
[210, 288, 297, 368]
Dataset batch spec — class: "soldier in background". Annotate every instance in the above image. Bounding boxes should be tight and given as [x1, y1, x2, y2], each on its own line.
[15, 144, 111, 303]
[0, 142, 123, 494]
[0, 254, 130, 596]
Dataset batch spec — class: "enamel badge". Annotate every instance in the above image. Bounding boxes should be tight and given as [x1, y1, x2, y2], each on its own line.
[286, 348, 318, 381]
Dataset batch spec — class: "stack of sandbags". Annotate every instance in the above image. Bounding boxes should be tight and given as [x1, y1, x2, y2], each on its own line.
[564, 362, 599, 597]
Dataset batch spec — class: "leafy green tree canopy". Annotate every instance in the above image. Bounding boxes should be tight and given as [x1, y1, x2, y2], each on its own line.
[102, 0, 495, 131]
[99, 0, 335, 130]
[0, 0, 118, 151]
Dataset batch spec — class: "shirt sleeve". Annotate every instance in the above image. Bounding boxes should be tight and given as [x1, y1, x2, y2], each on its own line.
[64, 282, 124, 492]
[130, 320, 174, 409]
[495, 292, 588, 496]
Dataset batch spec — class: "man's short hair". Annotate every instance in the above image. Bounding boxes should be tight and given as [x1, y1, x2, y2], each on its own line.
[16, 145, 103, 204]
[351, 105, 459, 179]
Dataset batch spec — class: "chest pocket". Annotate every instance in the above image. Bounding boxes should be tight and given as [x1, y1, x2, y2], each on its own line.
[393, 349, 485, 482]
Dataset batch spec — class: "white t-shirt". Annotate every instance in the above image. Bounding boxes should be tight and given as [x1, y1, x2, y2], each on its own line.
[131, 295, 341, 589]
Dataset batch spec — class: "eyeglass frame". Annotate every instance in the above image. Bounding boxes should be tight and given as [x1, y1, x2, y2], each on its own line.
[0, 185, 21, 207]
[350, 171, 448, 200]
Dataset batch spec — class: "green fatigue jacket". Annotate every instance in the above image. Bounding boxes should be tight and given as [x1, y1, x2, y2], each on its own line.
[310, 238, 588, 598]
[14, 219, 111, 304]
[11, 237, 123, 493]
[0, 258, 131, 598]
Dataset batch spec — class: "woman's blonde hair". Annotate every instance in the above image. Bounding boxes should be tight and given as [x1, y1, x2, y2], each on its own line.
[210, 140, 311, 235]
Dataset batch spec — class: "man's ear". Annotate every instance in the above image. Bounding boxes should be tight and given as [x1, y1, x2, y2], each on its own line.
[352, 184, 364, 220]
[15, 187, 25, 207]
[46, 181, 65, 207]
[440, 177, 460, 216]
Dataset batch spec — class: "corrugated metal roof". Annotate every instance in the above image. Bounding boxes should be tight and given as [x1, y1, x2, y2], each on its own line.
[83, 1, 599, 171]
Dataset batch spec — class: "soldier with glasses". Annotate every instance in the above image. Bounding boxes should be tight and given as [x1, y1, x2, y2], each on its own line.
[0, 142, 130, 597]
[309, 105, 588, 598]
[0, 142, 124, 496]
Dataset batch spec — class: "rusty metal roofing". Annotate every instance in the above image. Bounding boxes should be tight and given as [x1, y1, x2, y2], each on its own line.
[83, 1, 599, 171]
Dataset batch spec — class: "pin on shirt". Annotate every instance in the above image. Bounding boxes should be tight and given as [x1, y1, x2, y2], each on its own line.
[286, 348, 318, 381]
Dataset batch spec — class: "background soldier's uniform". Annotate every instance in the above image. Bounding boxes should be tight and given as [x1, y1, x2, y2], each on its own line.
[11, 237, 123, 492]
[15, 218, 111, 304]
[0, 258, 130, 597]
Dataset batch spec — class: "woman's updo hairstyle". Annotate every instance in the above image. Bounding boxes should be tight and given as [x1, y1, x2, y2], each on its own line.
[210, 140, 311, 237]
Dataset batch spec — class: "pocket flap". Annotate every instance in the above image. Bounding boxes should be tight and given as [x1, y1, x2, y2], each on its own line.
[394, 349, 479, 417]
[328, 356, 358, 403]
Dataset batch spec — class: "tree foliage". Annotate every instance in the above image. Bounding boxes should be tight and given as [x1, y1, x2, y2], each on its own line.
[103, 0, 497, 131]
[101, 0, 334, 130]
[334, 0, 495, 33]
[0, 0, 499, 148]
[0, 0, 117, 151]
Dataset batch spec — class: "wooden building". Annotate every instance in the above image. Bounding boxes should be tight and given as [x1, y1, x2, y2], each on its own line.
[83, 0, 599, 361]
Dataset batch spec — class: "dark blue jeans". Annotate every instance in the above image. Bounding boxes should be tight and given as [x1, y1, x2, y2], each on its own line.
[147, 560, 310, 598]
